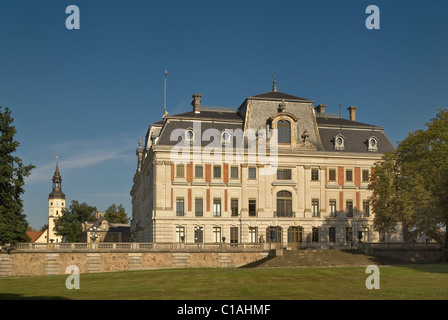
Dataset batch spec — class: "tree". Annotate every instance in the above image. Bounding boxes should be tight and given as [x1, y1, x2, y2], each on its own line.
[370, 109, 448, 253]
[54, 200, 97, 242]
[0, 107, 34, 244]
[104, 204, 129, 224]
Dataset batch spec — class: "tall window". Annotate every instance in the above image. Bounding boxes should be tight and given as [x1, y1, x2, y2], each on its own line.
[213, 198, 221, 217]
[288, 226, 303, 244]
[362, 169, 370, 183]
[195, 165, 203, 178]
[213, 165, 221, 179]
[249, 227, 258, 243]
[249, 199, 257, 217]
[346, 169, 353, 182]
[176, 197, 184, 216]
[195, 198, 203, 217]
[248, 167, 257, 179]
[329, 200, 337, 217]
[176, 226, 185, 242]
[277, 120, 291, 144]
[230, 227, 239, 243]
[363, 200, 370, 217]
[276, 191, 292, 217]
[346, 227, 353, 243]
[194, 226, 203, 243]
[176, 164, 185, 178]
[231, 198, 239, 217]
[230, 166, 239, 179]
[213, 227, 221, 243]
[329, 227, 336, 243]
[346, 200, 354, 217]
[311, 168, 319, 181]
[312, 227, 319, 242]
[312, 199, 320, 217]
[329, 168, 337, 182]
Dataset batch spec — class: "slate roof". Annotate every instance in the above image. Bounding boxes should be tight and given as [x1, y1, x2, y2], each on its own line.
[248, 91, 313, 102]
[316, 117, 396, 153]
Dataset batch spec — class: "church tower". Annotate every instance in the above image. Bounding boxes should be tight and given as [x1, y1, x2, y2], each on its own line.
[47, 156, 66, 243]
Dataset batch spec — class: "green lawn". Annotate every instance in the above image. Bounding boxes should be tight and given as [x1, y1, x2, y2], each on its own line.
[0, 264, 447, 300]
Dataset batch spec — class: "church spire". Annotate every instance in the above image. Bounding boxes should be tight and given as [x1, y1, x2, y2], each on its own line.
[49, 156, 65, 200]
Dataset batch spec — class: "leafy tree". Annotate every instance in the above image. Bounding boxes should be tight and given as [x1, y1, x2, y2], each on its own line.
[0, 107, 34, 244]
[370, 109, 448, 252]
[104, 204, 129, 224]
[54, 200, 97, 242]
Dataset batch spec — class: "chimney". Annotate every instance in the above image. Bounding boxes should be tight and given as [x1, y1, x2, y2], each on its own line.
[315, 104, 327, 115]
[348, 106, 357, 121]
[192, 94, 202, 114]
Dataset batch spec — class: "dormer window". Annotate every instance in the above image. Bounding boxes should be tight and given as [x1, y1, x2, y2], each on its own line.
[221, 130, 231, 145]
[278, 120, 291, 144]
[368, 136, 378, 152]
[334, 134, 345, 151]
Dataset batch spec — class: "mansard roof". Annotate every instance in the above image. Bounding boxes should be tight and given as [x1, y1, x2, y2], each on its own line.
[248, 91, 313, 102]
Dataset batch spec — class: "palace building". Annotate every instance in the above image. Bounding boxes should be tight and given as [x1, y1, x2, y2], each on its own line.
[130, 82, 399, 248]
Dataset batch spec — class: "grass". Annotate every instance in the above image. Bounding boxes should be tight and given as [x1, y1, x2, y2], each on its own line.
[0, 264, 447, 300]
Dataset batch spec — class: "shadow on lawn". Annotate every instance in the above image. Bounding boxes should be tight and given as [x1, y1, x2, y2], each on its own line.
[0, 293, 70, 300]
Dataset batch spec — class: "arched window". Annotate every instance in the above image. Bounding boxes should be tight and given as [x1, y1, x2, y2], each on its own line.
[266, 226, 282, 244]
[276, 191, 293, 217]
[277, 120, 291, 144]
[288, 226, 303, 245]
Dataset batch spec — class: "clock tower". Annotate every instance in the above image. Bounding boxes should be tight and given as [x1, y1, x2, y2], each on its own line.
[47, 156, 66, 243]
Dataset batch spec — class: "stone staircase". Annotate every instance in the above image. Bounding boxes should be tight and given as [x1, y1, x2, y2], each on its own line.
[243, 249, 408, 268]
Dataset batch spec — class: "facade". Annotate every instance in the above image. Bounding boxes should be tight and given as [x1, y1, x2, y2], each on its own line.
[33, 158, 66, 243]
[130, 83, 401, 248]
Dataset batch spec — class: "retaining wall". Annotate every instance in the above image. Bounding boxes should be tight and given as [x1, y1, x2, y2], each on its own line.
[0, 250, 269, 277]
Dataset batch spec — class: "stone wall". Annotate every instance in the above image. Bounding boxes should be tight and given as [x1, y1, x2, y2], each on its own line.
[0, 250, 269, 277]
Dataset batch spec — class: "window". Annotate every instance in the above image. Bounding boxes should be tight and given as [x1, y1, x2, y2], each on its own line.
[248, 167, 257, 179]
[329, 200, 337, 217]
[276, 191, 292, 217]
[213, 227, 221, 243]
[278, 120, 291, 144]
[311, 168, 319, 181]
[213, 165, 221, 179]
[230, 166, 239, 179]
[221, 131, 231, 144]
[363, 200, 370, 217]
[195, 165, 203, 178]
[195, 198, 203, 217]
[194, 226, 203, 243]
[312, 199, 320, 217]
[231, 198, 239, 217]
[176, 198, 184, 216]
[267, 226, 282, 243]
[312, 227, 319, 242]
[368, 137, 378, 152]
[249, 199, 257, 217]
[328, 168, 336, 182]
[346, 227, 353, 243]
[277, 168, 292, 180]
[230, 227, 239, 244]
[346, 200, 354, 217]
[176, 226, 185, 242]
[288, 226, 303, 244]
[329, 227, 336, 243]
[346, 169, 353, 182]
[334, 134, 345, 150]
[362, 169, 370, 183]
[176, 164, 185, 178]
[249, 227, 258, 243]
[213, 198, 221, 217]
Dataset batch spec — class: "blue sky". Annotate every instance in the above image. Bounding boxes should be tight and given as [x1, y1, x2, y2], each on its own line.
[1, 0, 447, 230]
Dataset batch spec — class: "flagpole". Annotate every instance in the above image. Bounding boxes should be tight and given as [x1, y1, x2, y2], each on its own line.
[163, 69, 168, 118]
